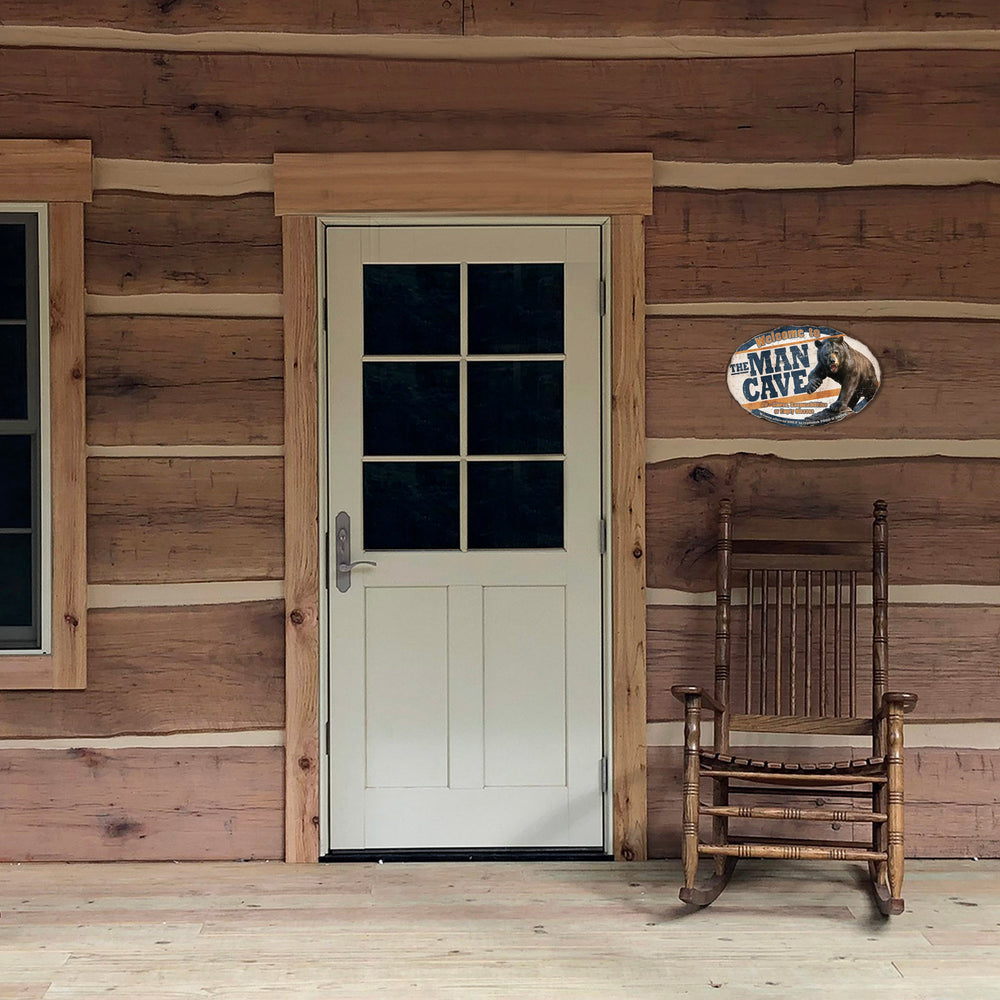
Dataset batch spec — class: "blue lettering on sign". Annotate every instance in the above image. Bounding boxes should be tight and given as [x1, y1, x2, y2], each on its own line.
[789, 344, 809, 367]
[742, 376, 760, 402]
[759, 375, 779, 400]
[772, 347, 794, 372]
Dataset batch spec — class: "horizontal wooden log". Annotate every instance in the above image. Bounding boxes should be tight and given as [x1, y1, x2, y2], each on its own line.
[648, 604, 1000, 723]
[903, 749, 1000, 858]
[0, 747, 283, 861]
[85, 193, 281, 295]
[0, 602, 283, 739]
[647, 317, 1000, 441]
[857, 51, 1000, 158]
[0, 138, 92, 201]
[646, 455, 1000, 590]
[0, 1, 460, 34]
[648, 745, 1000, 858]
[87, 316, 283, 446]
[468, 1, 1000, 35]
[0, 48, 853, 163]
[87, 457, 284, 584]
[646, 186, 1000, 303]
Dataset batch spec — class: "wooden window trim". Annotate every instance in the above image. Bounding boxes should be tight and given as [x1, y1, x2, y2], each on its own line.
[0, 141, 90, 690]
[277, 151, 651, 862]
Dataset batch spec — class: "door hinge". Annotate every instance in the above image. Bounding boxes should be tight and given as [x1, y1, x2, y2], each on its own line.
[323, 296, 328, 332]
[324, 531, 330, 589]
[325, 719, 331, 756]
[600, 756, 609, 793]
[599, 517, 607, 555]
[599, 278, 607, 317]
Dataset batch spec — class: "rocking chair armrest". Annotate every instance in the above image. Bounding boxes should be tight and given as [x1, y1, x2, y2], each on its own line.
[670, 685, 727, 715]
[878, 691, 919, 717]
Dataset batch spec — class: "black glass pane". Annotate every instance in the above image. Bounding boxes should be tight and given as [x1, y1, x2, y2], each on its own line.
[468, 361, 563, 455]
[468, 264, 564, 354]
[364, 362, 459, 456]
[468, 461, 563, 549]
[0, 436, 32, 528]
[0, 534, 33, 627]
[0, 326, 28, 420]
[364, 462, 460, 550]
[364, 264, 460, 355]
[0, 224, 27, 320]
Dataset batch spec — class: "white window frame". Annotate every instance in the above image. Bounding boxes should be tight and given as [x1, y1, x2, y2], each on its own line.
[0, 204, 52, 654]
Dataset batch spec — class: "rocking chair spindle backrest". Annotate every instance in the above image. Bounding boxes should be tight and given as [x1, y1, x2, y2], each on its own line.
[712, 499, 889, 753]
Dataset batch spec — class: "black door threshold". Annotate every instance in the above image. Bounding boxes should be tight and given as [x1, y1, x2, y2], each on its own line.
[321, 847, 612, 863]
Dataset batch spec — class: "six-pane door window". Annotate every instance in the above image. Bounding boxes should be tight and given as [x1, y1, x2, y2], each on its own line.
[361, 262, 566, 551]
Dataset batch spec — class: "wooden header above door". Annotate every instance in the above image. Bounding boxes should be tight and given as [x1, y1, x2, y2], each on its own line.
[273, 151, 654, 216]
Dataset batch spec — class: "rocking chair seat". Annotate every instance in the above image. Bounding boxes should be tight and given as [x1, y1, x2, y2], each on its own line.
[700, 750, 886, 776]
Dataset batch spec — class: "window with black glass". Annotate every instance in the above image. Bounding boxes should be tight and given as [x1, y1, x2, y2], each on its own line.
[360, 259, 565, 552]
[0, 214, 41, 650]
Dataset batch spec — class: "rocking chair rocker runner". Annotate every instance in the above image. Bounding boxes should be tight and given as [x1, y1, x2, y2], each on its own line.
[671, 499, 917, 915]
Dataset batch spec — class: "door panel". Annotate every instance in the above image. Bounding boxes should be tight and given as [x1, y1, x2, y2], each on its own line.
[364, 587, 449, 788]
[483, 586, 567, 788]
[325, 223, 605, 851]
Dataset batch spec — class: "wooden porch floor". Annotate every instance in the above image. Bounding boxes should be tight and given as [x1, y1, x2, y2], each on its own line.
[1, 860, 998, 999]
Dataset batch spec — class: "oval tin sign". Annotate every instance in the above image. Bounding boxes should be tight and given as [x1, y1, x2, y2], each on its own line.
[727, 325, 881, 427]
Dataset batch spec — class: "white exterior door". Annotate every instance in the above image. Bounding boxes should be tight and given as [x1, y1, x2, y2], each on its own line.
[325, 223, 606, 851]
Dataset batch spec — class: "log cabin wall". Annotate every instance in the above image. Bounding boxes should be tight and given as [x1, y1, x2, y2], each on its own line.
[0, 3, 998, 860]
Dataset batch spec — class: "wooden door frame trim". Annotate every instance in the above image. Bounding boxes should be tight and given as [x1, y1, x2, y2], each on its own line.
[277, 151, 651, 863]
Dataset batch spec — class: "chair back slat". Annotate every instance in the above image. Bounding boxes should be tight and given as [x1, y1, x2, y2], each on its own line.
[774, 569, 785, 715]
[714, 503, 885, 734]
[819, 570, 828, 714]
[830, 569, 844, 716]
[744, 567, 754, 716]
[804, 571, 813, 716]
[789, 569, 797, 715]
[759, 573, 769, 714]
[849, 572, 858, 716]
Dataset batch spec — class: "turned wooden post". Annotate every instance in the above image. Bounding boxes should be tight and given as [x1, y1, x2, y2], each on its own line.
[713, 500, 733, 871]
[885, 698, 906, 906]
[872, 500, 889, 883]
[681, 693, 702, 890]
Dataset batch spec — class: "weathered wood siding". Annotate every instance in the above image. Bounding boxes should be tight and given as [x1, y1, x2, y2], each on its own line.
[0, 602, 284, 739]
[87, 316, 283, 445]
[0, 49, 854, 163]
[0, 4, 995, 860]
[646, 456, 1000, 591]
[0, 747, 283, 862]
[647, 317, 1000, 441]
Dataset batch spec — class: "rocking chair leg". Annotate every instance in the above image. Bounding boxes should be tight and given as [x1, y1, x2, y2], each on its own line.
[680, 696, 702, 893]
[883, 702, 906, 914]
[713, 777, 730, 878]
[680, 857, 737, 907]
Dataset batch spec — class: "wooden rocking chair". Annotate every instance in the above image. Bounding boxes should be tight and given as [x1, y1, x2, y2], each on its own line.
[671, 499, 917, 915]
